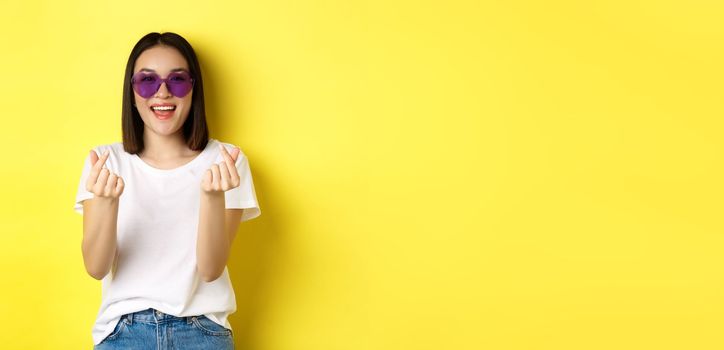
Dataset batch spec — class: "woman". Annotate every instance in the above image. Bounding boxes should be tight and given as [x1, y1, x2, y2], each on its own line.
[74, 32, 261, 349]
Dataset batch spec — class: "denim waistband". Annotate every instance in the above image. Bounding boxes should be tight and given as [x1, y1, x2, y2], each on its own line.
[123, 308, 195, 325]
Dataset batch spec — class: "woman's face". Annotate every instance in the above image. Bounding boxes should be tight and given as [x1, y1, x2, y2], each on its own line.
[133, 45, 193, 137]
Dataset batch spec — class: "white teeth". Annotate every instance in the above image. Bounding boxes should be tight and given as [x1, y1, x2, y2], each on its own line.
[152, 106, 175, 111]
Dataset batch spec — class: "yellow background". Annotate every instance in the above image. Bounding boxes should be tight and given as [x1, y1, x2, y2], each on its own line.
[0, 0, 722, 349]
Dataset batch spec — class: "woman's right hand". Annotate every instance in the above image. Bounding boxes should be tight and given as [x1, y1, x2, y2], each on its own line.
[86, 150, 125, 199]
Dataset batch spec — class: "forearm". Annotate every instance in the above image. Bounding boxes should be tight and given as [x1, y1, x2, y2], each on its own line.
[81, 197, 119, 280]
[196, 191, 230, 282]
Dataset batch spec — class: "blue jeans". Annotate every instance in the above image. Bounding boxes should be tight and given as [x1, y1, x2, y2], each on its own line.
[94, 308, 235, 349]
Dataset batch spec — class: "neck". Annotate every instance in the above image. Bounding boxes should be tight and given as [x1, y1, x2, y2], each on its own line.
[141, 129, 191, 159]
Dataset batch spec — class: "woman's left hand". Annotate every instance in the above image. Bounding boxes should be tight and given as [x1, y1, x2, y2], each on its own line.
[201, 144, 241, 194]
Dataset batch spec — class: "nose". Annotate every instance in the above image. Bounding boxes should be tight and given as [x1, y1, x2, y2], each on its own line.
[155, 81, 171, 98]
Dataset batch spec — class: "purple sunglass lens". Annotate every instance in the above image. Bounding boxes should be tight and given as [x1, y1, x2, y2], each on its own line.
[131, 71, 194, 98]
[165, 71, 194, 97]
[131, 72, 160, 98]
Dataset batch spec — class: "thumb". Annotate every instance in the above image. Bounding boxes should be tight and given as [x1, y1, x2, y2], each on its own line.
[89, 150, 98, 166]
[230, 147, 240, 162]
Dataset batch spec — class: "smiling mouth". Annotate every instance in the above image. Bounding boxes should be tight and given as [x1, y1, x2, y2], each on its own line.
[151, 105, 176, 111]
[151, 105, 176, 119]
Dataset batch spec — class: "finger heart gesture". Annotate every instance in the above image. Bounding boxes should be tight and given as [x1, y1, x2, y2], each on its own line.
[86, 149, 125, 199]
[201, 144, 241, 194]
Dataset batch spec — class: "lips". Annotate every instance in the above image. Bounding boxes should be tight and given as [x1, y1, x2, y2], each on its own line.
[150, 104, 176, 120]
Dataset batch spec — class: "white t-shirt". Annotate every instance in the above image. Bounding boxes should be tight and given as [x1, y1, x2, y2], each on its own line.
[73, 138, 261, 345]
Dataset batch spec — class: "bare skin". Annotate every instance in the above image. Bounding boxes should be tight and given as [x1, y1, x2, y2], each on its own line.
[81, 150, 124, 280]
[81, 45, 244, 282]
[197, 144, 244, 282]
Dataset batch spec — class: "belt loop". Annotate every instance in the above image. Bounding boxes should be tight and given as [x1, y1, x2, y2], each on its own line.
[127, 312, 133, 325]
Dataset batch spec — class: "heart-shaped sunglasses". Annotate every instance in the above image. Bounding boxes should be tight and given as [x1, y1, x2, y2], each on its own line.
[131, 71, 194, 98]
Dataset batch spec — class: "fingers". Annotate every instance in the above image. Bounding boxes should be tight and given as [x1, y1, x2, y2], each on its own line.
[210, 164, 221, 191]
[93, 150, 110, 171]
[84, 148, 125, 198]
[218, 145, 240, 187]
[219, 162, 231, 189]
[86, 150, 110, 190]
[206, 162, 237, 192]
[105, 173, 117, 196]
[115, 177, 125, 196]
[90, 169, 125, 198]
[95, 168, 110, 194]
[201, 144, 243, 193]
[90, 150, 98, 166]
[218, 144, 236, 170]
[202, 169, 213, 192]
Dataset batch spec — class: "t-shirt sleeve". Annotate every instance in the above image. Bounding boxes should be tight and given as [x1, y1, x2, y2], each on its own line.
[74, 150, 97, 215]
[224, 151, 261, 222]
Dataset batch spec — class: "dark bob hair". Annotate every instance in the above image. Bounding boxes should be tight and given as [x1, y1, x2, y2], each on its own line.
[121, 32, 209, 154]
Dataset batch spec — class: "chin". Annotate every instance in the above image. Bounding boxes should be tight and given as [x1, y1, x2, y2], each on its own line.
[151, 127, 183, 136]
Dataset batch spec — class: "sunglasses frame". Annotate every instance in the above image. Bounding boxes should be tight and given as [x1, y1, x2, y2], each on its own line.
[131, 70, 195, 98]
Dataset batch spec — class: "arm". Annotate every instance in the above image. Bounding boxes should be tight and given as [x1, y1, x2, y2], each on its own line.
[81, 150, 125, 280]
[196, 144, 245, 282]
[196, 193, 244, 282]
[81, 197, 119, 280]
